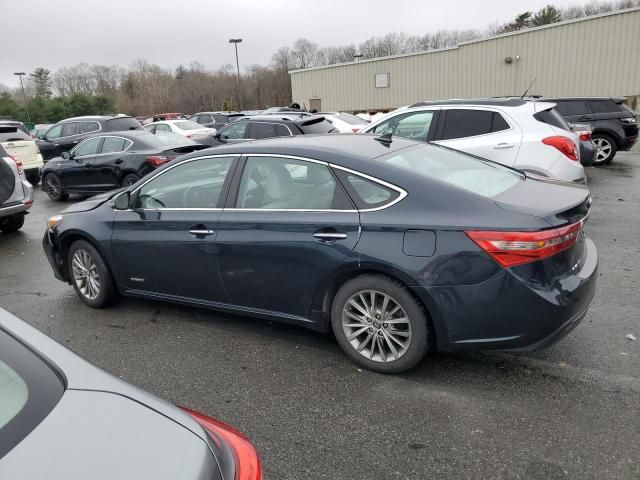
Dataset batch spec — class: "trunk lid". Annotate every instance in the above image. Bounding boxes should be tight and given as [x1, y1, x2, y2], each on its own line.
[494, 176, 590, 227]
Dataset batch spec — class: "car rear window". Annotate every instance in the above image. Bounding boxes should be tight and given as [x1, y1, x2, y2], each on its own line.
[336, 113, 367, 125]
[379, 143, 521, 198]
[298, 119, 335, 134]
[0, 327, 64, 460]
[533, 108, 571, 131]
[0, 129, 31, 142]
[106, 117, 142, 131]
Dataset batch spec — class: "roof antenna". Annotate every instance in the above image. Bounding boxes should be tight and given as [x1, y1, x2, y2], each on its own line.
[521, 77, 536, 99]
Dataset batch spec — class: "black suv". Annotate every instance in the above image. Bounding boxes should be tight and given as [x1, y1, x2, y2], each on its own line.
[547, 97, 638, 165]
[190, 112, 245, 131]
[37, 115, 142, 161]
[199, 114, 336, 146]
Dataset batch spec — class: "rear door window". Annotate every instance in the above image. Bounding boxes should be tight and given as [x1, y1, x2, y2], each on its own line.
[101, 137, 130, 154]
[61, 123, 78, 137]
[248, 122, 277, 139]
[555, 101, 589, 116]
[441, 109, 507, 140]
[0, 328, 64, 460]
[335, 171, 400, 210]
[77, 122, 100, 134]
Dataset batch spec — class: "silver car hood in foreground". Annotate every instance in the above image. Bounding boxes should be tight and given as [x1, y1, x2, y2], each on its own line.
[0, 309, 221, 479]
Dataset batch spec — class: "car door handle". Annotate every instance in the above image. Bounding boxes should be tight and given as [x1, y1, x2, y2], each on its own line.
[580, 116, 595, 121]
[189, 229, 215, 236]
[313, 232, 348, 241]
[494, 143, 514, 149]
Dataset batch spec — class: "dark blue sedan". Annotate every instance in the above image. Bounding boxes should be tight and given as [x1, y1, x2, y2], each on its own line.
[43, 134, 597, 373]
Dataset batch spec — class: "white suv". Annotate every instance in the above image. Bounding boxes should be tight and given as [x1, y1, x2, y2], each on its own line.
[361, 98, 586, 183]
[0, 144, 34, 233]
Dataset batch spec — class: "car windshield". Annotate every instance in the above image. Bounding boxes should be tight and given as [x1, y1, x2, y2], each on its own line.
[144, 132, 193, 146]
[174, 121, 203, 130]
[378, 143, 521, 198]
[0, 327, 64, 460]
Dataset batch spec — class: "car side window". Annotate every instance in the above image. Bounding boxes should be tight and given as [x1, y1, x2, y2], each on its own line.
[45, 125, 63, 140]
[441, 110, 508, 140]
[249, 123, 277, 139]
[61, 122, 78, 137]
[135, 157, 234, 209]
[236, 156, 351, 210]
[73, 137, 102, 157]
[371, 111, 434, 140]
[220, 122, 248, 140]
[335, 171, 400, 209]
[155, 124, 171, 132]
[275, 124, 291, 137]
[555, 101, 589, 116]
[588, 100, 617, 114]
[101, 137, 129, 154]
[77, 122, 100, 134]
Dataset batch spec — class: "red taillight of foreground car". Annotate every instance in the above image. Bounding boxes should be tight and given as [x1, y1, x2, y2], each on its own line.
[145, 155, 175, 167]
[7, 154, 24, 174]
[542, 136, 578, 161]
[465, 221, 583, 268]
[180, 407, 262, 480]
[578, 132, 591, 142]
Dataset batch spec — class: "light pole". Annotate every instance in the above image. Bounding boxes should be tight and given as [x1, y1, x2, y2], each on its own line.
[229, 38, 243, 110]
[13, 72, 31, 123]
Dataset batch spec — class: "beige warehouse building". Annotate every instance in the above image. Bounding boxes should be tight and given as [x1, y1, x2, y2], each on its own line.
[290, 8, 640, 113]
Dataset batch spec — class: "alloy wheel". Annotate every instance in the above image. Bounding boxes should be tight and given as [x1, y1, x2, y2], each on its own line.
[593, 137, 612, 163]
[71, 249, 101, 300]
[341, 290, 412, 363]
[124, 176, 138, 187]
[45, 175, 61, 198]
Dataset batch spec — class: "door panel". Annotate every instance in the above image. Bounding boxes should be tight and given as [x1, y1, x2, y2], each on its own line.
[216, 210, 359, 317]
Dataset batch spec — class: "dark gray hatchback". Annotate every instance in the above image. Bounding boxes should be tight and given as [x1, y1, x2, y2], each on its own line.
[42, 135, 597, 373]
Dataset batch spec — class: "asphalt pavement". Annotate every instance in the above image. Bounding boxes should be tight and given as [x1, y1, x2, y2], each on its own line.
[1, 154, 639, 480]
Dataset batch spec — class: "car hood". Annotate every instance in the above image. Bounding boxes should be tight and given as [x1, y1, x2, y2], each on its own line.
[0, 389, 220, 480]
[62, 188, 125, 214]
[494, 176, 590, 227]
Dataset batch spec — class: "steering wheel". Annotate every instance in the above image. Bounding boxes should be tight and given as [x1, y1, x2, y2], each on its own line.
[138, 194, 165, 209]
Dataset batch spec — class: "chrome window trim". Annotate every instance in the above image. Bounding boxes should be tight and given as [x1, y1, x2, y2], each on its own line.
[116, 153, 407, 214]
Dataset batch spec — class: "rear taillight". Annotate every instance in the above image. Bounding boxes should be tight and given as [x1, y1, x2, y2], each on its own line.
[465, 221, 583, 268]
[6, 155, 23, 174]
[181, 407, 262, 480]
[620, 117, 636, 124]
[578, 132, 591, 142]
[542, 136, 578, 161]
[145, 155, 174, 167]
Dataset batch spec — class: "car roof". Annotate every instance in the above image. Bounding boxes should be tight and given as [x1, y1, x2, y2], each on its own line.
[188, 133, 419, 167]
[236, 114, 324, 124]
[92, 130, 152, 138]
[409, 98, 527, 108]
[542, 96, 627, 103]
[59, 115, 134, 123]
[194, 111, 240, 115]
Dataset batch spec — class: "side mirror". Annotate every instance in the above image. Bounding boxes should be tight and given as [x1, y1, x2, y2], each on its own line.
[61, 151, 70, 160]
[113, 191, 131, 210]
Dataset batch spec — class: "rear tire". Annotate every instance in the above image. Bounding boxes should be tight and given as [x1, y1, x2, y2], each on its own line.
[331, 275, 429, 373]
[121, 173, 140, 187]
[67, 240, 118, 308]
[27, 173, 41, 185]
[44, 174, 68, 201]
[592, 133, 617, 165]
[0, 214, 25, 233]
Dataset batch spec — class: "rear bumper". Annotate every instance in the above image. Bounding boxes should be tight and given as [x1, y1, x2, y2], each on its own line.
[0, 180, 34, 217]
[412, 237, 598, 352]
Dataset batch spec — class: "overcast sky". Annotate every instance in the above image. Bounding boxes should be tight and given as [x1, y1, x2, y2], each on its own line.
[2, 0, 580, 88]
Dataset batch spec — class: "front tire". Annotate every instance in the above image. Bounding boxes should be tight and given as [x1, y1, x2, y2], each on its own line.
[121, 173, 140, 187]
[0, 214, 25, 233]
[331, 275, 429, 373]
[67, 240, 118, 308]
[592, 133, 617, 165]
[44, 174, 68, 201]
